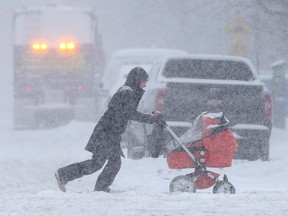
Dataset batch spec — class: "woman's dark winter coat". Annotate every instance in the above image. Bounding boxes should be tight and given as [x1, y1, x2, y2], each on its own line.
[85, 67, 155, 156]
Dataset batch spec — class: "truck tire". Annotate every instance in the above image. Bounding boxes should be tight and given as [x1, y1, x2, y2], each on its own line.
[245, 137, 270, 161]
[259, 139, 270, 161]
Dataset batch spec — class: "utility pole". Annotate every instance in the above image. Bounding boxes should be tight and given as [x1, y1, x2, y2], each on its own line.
[254, 0, 261, 73]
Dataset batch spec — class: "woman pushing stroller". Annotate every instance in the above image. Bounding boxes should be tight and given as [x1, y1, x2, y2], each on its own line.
[55, 66, 166, 192]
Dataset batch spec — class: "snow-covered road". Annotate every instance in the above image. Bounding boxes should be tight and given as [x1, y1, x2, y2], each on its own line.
[1, 112, 288, 216]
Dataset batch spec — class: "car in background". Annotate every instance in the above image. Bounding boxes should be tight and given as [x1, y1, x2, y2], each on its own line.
[97, 48, 188, 117]
[127, 54, 272, 161]
[260, 72, 288, 127]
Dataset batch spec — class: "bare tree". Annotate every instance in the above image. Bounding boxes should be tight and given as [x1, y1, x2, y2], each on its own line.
[256, 0, 288, 16]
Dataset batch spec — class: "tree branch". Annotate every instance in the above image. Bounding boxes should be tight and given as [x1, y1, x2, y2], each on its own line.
[256, 0, 288, 16]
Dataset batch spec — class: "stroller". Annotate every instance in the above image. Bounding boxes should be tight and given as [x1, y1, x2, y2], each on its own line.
[164, 112, 238, 194]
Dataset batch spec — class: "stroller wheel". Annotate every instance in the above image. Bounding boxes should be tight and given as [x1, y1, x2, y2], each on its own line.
[213, 175, 236, 194]
[169, 175, 196, 193]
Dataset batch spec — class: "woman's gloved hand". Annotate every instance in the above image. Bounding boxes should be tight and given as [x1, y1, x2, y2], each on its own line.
[152, 111, 166, 127]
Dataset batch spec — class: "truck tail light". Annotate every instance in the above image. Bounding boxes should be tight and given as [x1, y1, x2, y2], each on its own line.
[77, 84, 83, 92]
[26, 85, 32, 92]
[264, 91, 272, 122]
[154, 88, 165, 112]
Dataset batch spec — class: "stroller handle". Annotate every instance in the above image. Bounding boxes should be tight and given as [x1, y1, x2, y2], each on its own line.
[165, 125, 198, 164]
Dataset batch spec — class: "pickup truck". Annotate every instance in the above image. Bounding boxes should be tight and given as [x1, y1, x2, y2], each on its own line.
[126, 54, 272, 161]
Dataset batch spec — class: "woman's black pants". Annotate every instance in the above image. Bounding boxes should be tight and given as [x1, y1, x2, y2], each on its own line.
[57, 147, 121, 191]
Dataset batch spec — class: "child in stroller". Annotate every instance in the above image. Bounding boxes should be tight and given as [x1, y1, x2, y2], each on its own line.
[164, 112, 238, 194]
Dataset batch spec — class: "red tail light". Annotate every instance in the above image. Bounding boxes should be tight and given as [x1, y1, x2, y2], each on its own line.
[77, 84, 84, 92]
[264, 91, 272, 122]
[26, 85, 32, 92]
[154, 88, 165, 112]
